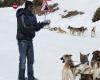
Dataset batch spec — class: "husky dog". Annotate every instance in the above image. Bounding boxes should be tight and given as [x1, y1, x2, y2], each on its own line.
[91, 50, 100, 63]
[60, 54, 75, 80]
[67, 26, 74, 35]
[91, 27, 96, 38]
[91, 62, 100, 80]
[75, 53, 93, 80]
[67, 26, 87, 36]
[91, 50, 100, 80]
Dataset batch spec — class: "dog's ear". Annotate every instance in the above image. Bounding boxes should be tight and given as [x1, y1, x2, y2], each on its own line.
[80, 52, 83, 56]
[87, 53, 90, 56]
[69, 54, 72, 57]
[92, 52, 94, 54]
[68, 25, 70, 28]
[92, 50, 97, 54]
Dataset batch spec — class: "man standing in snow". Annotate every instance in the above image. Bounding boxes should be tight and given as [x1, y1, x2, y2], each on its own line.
[16, 1, 49, 80]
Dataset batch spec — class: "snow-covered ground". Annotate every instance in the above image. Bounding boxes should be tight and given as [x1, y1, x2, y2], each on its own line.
[0, 0, 100, 80]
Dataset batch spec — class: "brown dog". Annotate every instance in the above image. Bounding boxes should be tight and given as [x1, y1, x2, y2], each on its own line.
[91, 50, 100, 80]
[91, 50, 100, 62]
[91, 50, 100, 68]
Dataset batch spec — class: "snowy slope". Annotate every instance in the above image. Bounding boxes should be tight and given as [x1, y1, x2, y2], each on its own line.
[0, 0, 100, 80]
[38, 0, 100, 30]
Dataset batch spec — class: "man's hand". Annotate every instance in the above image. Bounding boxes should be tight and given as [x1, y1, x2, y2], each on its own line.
[41, 20, 50, 26]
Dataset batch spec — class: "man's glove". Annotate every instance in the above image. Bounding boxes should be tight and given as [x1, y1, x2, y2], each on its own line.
[41, 20, 50, 27]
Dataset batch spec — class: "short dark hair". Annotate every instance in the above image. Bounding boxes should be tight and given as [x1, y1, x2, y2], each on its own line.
[25, 1, 33, 9]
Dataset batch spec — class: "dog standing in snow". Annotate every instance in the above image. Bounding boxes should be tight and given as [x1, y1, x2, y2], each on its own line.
[60, 54, 75, 80]
[67, 26, 87, 36]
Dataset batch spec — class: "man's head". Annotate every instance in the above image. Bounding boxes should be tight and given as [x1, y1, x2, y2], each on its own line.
[25, 1, 34, 12]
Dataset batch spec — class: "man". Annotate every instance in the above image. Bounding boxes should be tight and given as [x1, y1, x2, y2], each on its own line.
[16, 1, 49, 80]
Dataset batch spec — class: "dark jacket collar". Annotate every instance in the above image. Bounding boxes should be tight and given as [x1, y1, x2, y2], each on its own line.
[24, 9, 33, 16]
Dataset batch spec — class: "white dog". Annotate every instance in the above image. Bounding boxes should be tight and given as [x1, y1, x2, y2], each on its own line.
[60, 54, 75, 80]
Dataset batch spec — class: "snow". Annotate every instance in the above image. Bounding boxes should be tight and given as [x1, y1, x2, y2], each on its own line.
[0, 0, 100, 80]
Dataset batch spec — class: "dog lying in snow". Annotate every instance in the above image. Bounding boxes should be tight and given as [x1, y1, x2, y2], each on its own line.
[57, 27, 66, 33]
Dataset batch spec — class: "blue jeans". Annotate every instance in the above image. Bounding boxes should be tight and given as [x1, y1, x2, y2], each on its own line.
[18, 40, 35, 80]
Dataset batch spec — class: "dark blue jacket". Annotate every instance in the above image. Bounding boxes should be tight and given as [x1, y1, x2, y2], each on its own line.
[16, 8, 44, 41]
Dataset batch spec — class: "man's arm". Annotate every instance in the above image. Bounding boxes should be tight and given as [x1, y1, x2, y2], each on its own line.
[21, 15, 49, 32]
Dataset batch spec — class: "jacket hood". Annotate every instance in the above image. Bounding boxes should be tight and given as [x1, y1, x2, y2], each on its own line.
[25, 1, 33, 9]
[16, 8, 25, 17]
